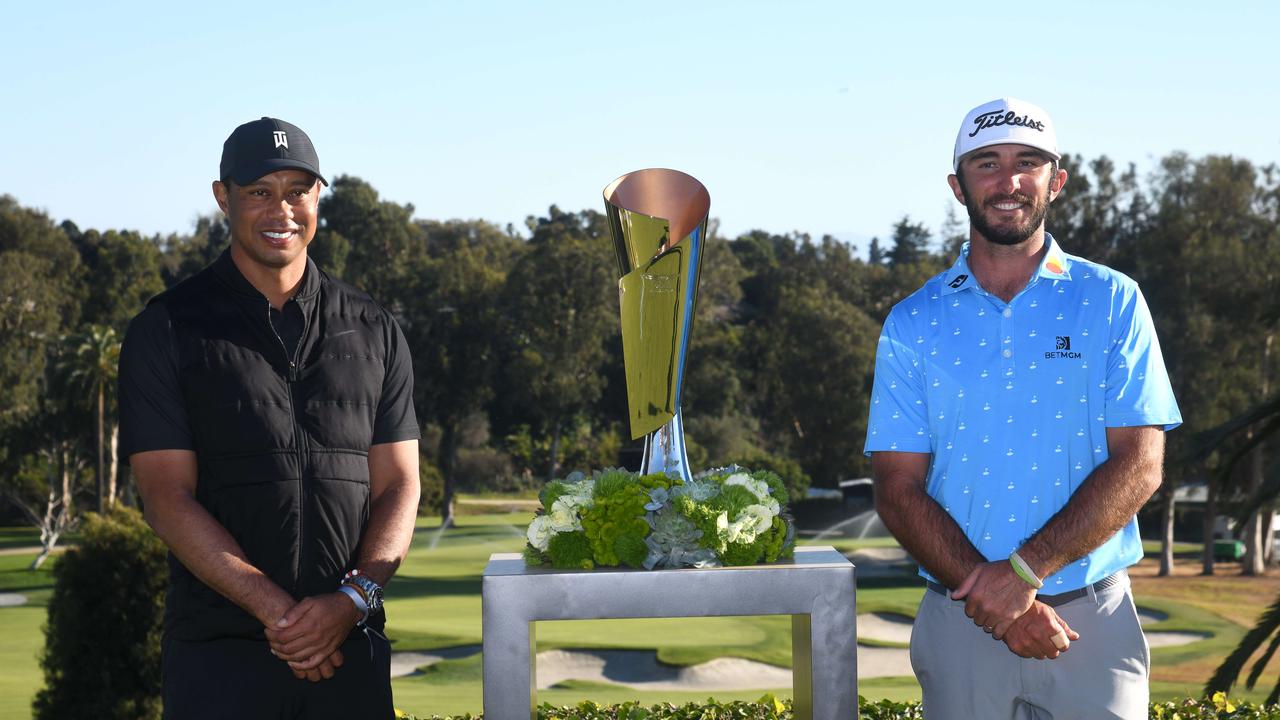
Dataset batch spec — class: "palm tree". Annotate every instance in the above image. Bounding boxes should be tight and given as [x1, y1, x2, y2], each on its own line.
[1202, 392, 1280, 702]
[68, 325, 121, 513]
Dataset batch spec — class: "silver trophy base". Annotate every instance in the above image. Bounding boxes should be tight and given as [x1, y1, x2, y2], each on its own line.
[641, 410, 693, 483]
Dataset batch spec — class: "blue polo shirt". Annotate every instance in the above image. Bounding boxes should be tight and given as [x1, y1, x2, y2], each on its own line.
[864, 235, 1181, 592]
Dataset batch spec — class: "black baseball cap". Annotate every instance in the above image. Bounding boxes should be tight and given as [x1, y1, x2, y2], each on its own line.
[219, 117, 328, 186]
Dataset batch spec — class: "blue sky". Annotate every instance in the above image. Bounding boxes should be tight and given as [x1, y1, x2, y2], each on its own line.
[2, 1, 1276, 252]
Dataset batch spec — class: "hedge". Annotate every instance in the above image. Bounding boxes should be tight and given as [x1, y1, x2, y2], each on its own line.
[396, 693, 1280, 719]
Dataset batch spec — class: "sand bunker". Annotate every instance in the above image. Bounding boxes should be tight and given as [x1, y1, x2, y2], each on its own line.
[0, 593, 27, 607]
[386, 605, 1205, 688]
[857, 612, 914, 644]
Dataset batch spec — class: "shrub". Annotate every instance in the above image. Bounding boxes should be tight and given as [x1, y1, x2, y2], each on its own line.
[454, 447, 518, 493]
[420, 459, 445, 515]
[396, 694, 1280, 720]
[33, 506, 167, 720]
[729, 450, 811, 503]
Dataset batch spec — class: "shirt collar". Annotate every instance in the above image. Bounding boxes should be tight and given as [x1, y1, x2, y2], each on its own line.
[213, 248, 320, 303]
[939, 233, 1072, 296]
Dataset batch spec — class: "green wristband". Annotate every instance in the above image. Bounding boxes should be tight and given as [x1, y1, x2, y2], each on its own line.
[1009, 551, 1044, 589]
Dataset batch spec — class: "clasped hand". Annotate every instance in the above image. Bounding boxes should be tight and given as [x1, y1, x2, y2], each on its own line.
[952, 561, 1079, 659]
[265, 592, 360, 682]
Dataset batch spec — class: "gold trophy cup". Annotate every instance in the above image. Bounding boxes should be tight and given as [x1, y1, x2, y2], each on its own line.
[603, 169, 710, 482]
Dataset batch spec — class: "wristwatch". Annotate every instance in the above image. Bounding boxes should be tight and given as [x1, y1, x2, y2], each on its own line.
[342, 569, 384, 622]
[337, 584, 370, 625]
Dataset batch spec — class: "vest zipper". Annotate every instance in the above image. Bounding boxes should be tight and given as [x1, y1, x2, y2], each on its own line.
[270, 301, 310, 596]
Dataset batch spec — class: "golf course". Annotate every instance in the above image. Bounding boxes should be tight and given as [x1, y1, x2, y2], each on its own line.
[0, 506, 1276, 718]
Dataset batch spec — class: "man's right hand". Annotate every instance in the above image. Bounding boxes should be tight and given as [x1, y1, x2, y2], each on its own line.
[1002, 602, 1079, 659]
[288, 648, 345, 682]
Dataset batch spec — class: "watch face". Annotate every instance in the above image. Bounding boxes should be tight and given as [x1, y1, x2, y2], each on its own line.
[352, 575, 384, 613]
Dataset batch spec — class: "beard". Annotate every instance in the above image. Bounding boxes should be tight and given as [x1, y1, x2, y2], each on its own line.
[959, 180, 1052, 246]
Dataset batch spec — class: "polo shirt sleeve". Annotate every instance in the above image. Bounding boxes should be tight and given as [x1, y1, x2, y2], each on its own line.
[371, 311, 420, 445]
[864, 305, 932, 455]
[1105, 283, 1182, 430]
[118, 303, 195, 460]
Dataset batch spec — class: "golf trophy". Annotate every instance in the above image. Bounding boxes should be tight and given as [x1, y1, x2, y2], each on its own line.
[603, 169, 710, 483]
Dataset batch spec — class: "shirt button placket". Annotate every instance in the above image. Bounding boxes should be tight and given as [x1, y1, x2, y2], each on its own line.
[1001, 306, 1014, 372]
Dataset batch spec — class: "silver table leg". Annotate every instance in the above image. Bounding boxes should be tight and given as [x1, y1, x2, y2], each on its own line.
[481, 546, 857, 720]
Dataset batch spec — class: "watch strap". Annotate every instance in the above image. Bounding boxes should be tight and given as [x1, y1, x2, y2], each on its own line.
[337, 584, 370, 626]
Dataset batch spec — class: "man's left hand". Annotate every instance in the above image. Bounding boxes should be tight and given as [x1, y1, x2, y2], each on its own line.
[265, 592, 361, 669]
[951, 560, 1037, 640]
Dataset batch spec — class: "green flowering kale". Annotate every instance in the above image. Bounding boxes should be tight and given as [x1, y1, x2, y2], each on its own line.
[547, 531, 594, 570]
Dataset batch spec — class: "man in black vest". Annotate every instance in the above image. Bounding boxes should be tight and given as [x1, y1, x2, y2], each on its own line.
[119, 117, 421, 719]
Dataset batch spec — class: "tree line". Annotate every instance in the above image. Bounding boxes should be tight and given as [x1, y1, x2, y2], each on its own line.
[0, 150, 1277, 571]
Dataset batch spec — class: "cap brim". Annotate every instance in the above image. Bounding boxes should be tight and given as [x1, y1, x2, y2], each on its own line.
[227, 158, 328, 186]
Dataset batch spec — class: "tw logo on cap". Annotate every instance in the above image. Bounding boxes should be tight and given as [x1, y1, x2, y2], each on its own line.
[273, 131, 288, 149]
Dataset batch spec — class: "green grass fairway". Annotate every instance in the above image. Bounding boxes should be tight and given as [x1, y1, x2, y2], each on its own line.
[0, 552, 57, 719]
[0, 513, 1276, 717]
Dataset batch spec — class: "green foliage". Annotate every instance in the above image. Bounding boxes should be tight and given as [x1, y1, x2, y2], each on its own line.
[581, 482, 650, 566]
[419, 460, 445, 515]
[547, 531, 594, 570]
[540, 480, 572, 509]
[709, 484, 757, 519]
[507, 422, 623, 482]
[0, 197, 84, 435]
[720, 535, 766, 566]
[65, 227, 165, 331]
[613, 532, 648, 568]
[398, 695, 1280, 720]
[760, 516, 791, 563]
[592, 469, 638, 500]
[725, 454, 808, 503]
[33, 506, 166, 720]
[497, 207, 616, 478]
[318, 174, 423, 299]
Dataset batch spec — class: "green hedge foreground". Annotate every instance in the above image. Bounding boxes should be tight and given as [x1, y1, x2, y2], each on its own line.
[397, 693, 1280, 720]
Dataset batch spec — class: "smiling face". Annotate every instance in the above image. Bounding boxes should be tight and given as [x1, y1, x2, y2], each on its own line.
[213, 169, 321, 273]
[948, 144, 1067, 247]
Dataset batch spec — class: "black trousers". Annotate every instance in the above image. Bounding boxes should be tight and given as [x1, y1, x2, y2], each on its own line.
[161, 628, 394, 720]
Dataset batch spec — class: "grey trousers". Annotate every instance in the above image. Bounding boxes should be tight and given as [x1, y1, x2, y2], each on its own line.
[910, 574, 1149, 720]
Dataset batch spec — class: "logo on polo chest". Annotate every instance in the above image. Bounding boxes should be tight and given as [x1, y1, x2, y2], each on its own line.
[948, 274, 968, 289]
[1045, 336, 1081, 359]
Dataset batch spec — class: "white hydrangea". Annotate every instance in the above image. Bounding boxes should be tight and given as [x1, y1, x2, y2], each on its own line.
[527, 515, 555, 551]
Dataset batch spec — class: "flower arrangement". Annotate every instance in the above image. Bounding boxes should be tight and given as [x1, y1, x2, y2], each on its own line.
[523, 467, 795, 570]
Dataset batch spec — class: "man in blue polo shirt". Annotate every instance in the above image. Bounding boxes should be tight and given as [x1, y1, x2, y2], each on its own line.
[865, 98, 1181, 719]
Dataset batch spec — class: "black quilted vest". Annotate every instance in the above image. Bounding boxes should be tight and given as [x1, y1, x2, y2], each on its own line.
[156, 252, 389, 640]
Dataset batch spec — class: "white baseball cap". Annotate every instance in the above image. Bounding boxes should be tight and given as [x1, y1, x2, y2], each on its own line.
[952, 97, 1059, 172]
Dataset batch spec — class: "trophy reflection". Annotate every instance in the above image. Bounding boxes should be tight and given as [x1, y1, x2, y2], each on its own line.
[603, 169, 710, 483]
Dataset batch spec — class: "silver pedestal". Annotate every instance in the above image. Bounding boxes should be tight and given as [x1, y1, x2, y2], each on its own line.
[481, 546, 858, 719]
